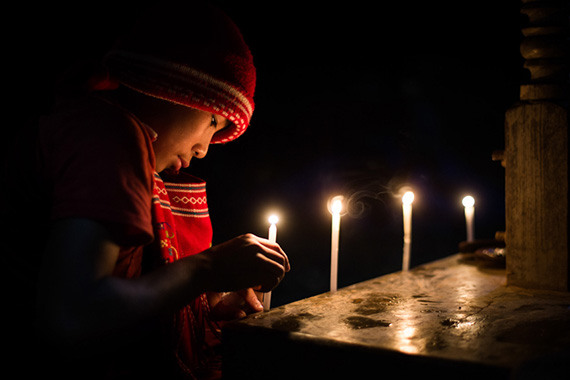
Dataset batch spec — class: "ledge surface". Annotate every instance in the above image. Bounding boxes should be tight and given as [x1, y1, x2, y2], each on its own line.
[222, 254, 570, 379]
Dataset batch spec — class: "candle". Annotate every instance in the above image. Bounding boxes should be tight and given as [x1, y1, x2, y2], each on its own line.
[402, 191, 414, 271]
[462, 195, 475, 242]
[268, 214, 278, 243]
[329, 196, 343, 292]
[263, 214, 279, 311]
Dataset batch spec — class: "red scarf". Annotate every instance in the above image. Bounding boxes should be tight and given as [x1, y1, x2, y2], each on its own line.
[151, 171, 221, 379]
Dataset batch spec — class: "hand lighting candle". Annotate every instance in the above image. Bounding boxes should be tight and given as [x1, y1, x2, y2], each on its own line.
[264, 214, 279, 311]
[402, 191, 414, 271]
[329, 196, 343, 292]
[462, 196, 475, 242]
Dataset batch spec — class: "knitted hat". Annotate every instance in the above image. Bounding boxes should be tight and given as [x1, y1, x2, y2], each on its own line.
[102, 1, 256, 144]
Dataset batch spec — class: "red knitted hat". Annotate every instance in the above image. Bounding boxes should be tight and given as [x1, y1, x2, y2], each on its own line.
[102, 1, 256, 144]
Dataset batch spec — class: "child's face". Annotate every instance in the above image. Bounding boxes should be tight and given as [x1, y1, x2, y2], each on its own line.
[150, 104, 228, 173]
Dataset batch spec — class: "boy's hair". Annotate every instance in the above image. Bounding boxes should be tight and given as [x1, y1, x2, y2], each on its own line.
[101, 1, 256, 144]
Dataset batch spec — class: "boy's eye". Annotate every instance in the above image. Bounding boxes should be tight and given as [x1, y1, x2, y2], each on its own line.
[210, 115, 218, 128]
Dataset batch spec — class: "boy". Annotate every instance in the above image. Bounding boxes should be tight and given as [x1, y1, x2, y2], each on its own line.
[4, 2, 289, 378]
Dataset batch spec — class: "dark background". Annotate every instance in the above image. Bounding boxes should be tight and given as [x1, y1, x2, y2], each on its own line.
[8, 1, 524, 307]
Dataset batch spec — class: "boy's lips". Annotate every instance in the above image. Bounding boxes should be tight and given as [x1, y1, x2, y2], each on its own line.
[179, 157, 190, 168]
[167, 157, 190, 173]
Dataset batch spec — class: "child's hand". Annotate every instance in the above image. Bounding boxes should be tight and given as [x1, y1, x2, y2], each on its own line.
[207, 289, 263, 321]
[203, 234, 290, 293]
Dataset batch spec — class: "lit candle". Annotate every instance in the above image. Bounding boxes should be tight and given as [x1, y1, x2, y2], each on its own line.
[268, 214, 278, 243]
[462, 195, 475, 242]
[329, 196, 343, 292]
[263, 214, 279, 311]
[402, 191, 414, 271]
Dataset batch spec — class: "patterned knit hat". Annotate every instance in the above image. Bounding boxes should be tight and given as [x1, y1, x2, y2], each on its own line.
[102, 1, 256, 144]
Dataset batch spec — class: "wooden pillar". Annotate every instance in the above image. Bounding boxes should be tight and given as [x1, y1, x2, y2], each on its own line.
[504, 0, 569, 291]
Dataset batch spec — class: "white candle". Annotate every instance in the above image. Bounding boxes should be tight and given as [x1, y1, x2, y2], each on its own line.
[268, 214, 278, 243]
[263, 214, 279, 311]
[462, 196, 475, 242]
[330, 196, 343, 292]
[402, 191, 414, 271]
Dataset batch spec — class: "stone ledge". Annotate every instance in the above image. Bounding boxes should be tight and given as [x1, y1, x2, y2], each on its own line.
[222, 254, 570, 379]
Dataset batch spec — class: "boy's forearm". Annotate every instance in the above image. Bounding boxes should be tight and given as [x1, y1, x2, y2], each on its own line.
[130, 252, 213, 314]
[38, 218, 213, 350]
[70, 253, 214, 343]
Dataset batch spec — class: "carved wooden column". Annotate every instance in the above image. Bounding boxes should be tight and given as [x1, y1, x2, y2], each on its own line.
[504, 0, 569, 291]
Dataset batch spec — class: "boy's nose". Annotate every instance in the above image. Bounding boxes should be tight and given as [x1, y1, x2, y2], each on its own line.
[192, 143, 209, 159]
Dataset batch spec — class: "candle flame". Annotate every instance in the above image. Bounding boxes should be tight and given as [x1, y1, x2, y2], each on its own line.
[329, 195, 344, 214]
[268, 214, 279, 225]
[462, 195, 475, 208]
[402, 191, 414, 205]
[331, 199, 342, 214]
